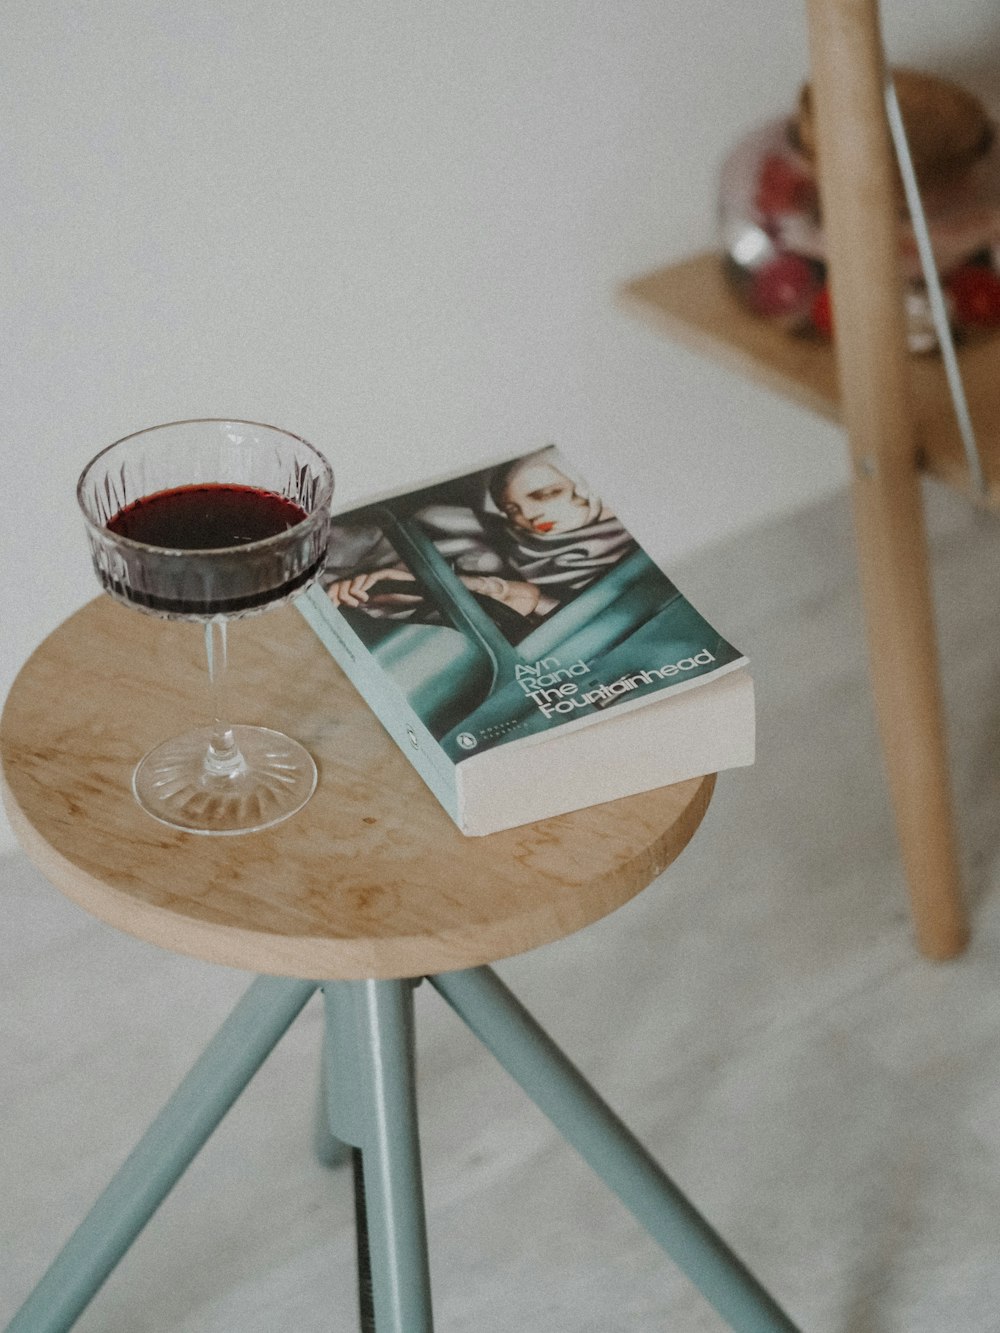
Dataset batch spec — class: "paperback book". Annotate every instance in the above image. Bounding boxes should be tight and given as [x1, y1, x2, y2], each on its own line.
[297, 445, 754, 834]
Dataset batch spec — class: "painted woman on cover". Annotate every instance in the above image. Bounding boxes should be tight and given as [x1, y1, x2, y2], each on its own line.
[323, 447, 637, 634]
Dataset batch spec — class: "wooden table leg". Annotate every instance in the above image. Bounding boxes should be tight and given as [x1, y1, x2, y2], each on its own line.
[805, 0, 967, 958]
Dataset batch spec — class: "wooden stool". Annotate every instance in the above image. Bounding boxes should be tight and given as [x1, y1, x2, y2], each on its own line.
[1, 598, 797, 1332]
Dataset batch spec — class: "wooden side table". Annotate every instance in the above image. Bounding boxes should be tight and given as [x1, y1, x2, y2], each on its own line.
[1, 597, 798, 1332]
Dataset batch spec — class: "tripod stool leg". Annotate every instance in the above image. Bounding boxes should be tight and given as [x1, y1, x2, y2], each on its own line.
[320, 984, 376, 1329]
[431, 967, 799, 1333]
[314, 1033, 352, 1168]
[343, 978, 434, 1333]
[6, 975, 316, 1333]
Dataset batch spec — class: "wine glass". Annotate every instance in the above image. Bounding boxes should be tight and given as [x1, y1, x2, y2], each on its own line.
[77, 418, 334, 835]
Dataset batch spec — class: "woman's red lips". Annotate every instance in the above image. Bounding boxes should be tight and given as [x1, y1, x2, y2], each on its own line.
[534, 521, 555, 532]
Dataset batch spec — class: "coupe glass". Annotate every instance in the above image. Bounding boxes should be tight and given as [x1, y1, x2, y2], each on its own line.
[77, 419, 334, 835]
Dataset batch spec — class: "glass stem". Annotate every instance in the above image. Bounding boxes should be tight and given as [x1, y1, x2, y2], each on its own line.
[204, 619, 246, 777]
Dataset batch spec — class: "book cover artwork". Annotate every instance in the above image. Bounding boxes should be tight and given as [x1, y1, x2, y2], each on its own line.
[313, 446, 748, 769]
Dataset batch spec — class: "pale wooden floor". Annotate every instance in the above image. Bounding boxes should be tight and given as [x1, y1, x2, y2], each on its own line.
[4, 481, 1000, 1332]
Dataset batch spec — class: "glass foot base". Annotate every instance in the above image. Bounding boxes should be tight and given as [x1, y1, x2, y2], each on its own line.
[133, 725, 318, 835]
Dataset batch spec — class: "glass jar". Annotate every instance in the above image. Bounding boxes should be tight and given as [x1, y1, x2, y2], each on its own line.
[718, 111, 1000, 352]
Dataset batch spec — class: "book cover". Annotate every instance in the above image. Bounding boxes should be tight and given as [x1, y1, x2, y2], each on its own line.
[297, 445, 754, 833]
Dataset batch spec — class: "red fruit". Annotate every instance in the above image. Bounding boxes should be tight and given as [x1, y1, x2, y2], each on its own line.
[754, 153, 817, 216]
[747, 253, 818, 318]
[811, 284, 834, 337]
[946, 265, 1000, 328]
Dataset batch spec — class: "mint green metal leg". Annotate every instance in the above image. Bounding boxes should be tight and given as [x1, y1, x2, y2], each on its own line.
[320, 982, 378, 1328]
[314, 1030, 352, 1168]
[9, 963, 797, 1333]
[7, 976, 316, 1333]
[431, 966, 800, 1333]
[322, 980, 434, 1333]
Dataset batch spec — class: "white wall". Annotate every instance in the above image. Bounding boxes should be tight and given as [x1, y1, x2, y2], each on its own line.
[3, 1, 997, 854]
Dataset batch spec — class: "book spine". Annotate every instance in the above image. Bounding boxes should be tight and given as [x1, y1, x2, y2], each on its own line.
[296, 585, 464, 829]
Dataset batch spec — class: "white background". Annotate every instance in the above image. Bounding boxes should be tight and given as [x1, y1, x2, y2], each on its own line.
[3, 1, 998, 854]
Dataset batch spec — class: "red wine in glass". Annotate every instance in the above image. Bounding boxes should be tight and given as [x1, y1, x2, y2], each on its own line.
[103, 483, 325, 617]
[77, 419, 334, 835]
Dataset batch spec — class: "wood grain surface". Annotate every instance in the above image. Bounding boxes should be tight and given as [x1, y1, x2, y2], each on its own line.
[623, 252, 1000, 506]
[1, 598, 713, 979]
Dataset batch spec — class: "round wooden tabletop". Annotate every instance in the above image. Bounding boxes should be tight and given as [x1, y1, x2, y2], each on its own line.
[1, 597, 713, 980]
